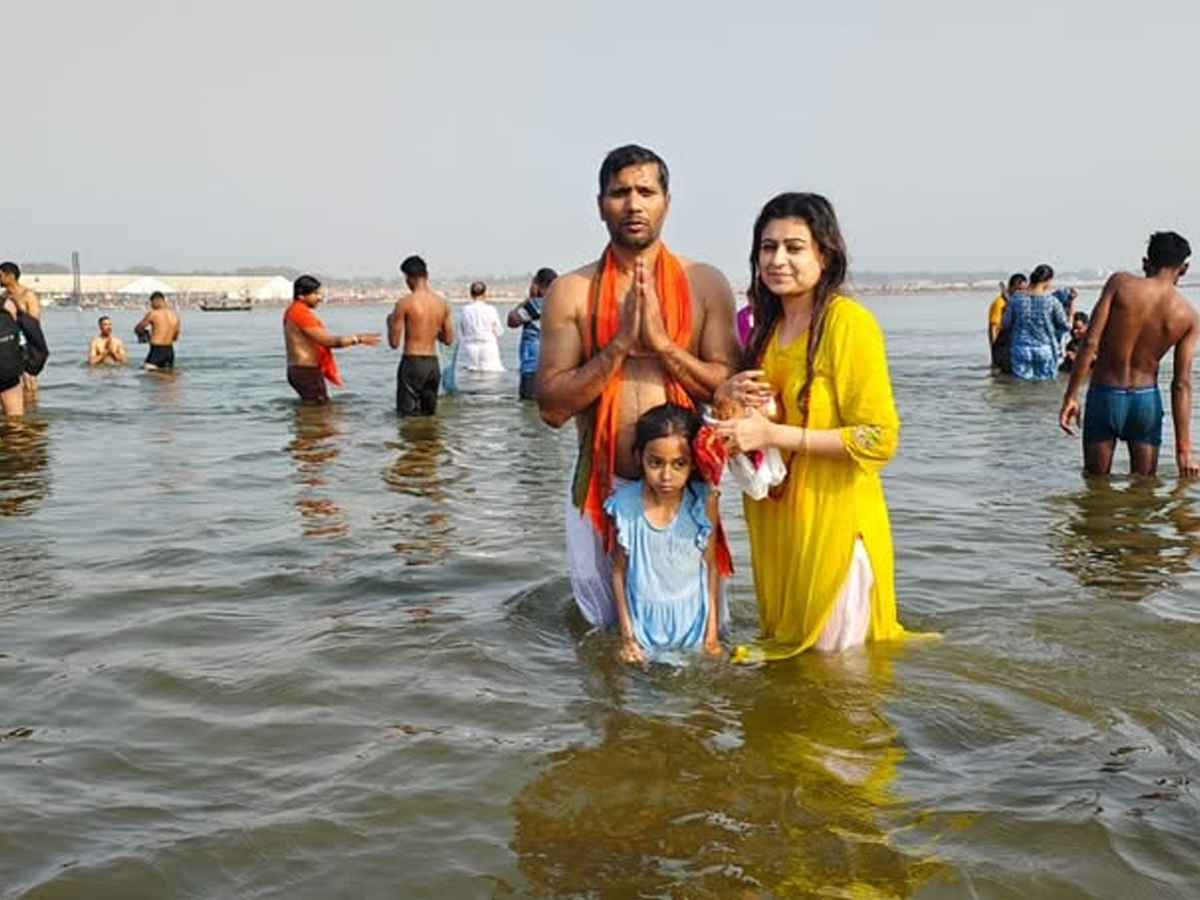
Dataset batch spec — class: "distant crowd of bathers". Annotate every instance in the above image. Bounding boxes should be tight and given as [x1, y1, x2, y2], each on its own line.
[987, 266, 1085, 379]
[4, 143, 1197, 666]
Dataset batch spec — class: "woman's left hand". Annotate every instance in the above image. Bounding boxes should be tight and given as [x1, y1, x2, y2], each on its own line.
[714, 406, 774, 455]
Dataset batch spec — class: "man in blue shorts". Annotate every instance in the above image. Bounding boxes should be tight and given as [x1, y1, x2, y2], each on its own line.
[1059, 232, 1198, 477]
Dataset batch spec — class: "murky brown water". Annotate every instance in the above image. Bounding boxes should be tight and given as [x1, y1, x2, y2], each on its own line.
[2, 295, 1198, 898]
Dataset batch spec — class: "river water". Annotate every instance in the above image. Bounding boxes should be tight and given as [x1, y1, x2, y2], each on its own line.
[2, 292, 1198, 899]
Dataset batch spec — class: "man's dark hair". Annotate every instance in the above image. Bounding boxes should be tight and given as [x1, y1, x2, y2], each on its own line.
[1146, 231, 1191, 271]
[533, 267, 558, 289]
[149, 290, 165, 302]
[598, 144, 669, 195]
[469, 281, 486, 298]
[400, 255, 428, 280]
[1073, 310, 1090, 324]
[293, 274, 321, 298]
[1028, 264, 1055, 285]
[1007, 272, 1028, 292]
[0, 262, 20, 280]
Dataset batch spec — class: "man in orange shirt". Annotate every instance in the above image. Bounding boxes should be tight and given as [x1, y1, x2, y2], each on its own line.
[283, 275, 380, 405]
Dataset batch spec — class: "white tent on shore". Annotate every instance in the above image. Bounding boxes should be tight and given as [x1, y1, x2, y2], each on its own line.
[248, 276, 293, 301]
[118, 276, 177, 295]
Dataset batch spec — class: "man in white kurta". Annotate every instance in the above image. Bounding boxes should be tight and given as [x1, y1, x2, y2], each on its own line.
[457, 281, 505, 372]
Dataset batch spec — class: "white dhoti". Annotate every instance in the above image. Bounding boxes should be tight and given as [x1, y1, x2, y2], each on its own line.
[563, 476, 632, 629]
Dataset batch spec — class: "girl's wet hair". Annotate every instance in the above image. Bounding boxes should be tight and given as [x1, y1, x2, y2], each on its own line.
[743, 192, 849, 426]
[633, 402, 701, 457]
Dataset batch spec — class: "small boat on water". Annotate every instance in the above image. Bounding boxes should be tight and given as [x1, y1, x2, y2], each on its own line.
[199, 299, 253, 312]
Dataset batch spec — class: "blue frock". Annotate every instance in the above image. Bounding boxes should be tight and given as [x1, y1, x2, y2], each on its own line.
[604, 480, 715, 653]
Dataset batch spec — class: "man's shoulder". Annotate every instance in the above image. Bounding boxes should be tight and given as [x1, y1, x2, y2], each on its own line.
[546, 264, 599, 305]
[676, 256, 732, 299]
[1170, 288, 1200, 323]
[1107, 270, 1141, 290]
[561, 262, 600, 287]
[409, 290, 450, 314]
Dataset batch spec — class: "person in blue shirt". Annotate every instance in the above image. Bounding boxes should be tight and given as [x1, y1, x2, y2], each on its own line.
[1001, 263, 1075, 379]
[605, 402, 725, 663]
[506, 267, 557, 400]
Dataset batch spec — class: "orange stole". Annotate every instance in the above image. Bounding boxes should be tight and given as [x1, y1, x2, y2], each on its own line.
[571, 246, 732, 576]
[284, 301, 343, 387]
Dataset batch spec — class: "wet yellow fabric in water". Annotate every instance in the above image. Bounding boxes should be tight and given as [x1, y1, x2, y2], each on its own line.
[738, 295, 909, 661]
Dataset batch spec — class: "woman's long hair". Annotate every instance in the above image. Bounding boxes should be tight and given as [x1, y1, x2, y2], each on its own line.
[742, 192, 848, 425]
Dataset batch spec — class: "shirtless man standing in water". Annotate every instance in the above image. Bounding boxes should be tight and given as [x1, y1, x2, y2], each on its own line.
[536, 144, 739, 628]
[88, 316, 128, 366]
[134, 291, 182, 371]
[387, 255, 455, 416]
[0, 262, 41, 401]
[1059, 231, 1198, 477]
[284, 274, 380, 405]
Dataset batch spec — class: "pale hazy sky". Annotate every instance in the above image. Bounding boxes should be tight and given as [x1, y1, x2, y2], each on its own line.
[8, 0, 1199, 279]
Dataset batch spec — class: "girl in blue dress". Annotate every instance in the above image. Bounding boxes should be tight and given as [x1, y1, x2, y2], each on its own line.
[605, 403, 725, 663]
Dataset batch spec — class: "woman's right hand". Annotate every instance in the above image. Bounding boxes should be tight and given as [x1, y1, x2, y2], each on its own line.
[714, 407, 775, 456]
[714, 369, 774, 410]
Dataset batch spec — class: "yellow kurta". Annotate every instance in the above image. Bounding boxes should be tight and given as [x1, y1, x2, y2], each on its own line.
[742, 295, 906, 659]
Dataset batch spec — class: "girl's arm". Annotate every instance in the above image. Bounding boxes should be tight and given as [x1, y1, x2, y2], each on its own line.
[611, 546, 644, 663]
[702, 491, 723, 657]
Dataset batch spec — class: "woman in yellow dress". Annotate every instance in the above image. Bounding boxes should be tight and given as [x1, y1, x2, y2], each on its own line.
[715, 192, 910, 660]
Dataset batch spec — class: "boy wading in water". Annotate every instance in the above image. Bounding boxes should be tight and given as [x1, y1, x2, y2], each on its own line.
[1059, 231, 1199, 477]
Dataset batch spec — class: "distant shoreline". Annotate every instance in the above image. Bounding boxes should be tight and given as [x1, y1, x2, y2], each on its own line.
[33, 279, 1200, 312]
